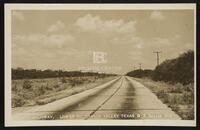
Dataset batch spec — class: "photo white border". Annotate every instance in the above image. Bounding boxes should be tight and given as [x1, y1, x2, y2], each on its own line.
[5, 3, 196, 127]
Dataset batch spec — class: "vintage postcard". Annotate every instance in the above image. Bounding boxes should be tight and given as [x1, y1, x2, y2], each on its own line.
[5, 4, 196, 126]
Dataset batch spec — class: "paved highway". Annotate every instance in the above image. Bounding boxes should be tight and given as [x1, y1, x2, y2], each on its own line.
[12, 76, 181, 120]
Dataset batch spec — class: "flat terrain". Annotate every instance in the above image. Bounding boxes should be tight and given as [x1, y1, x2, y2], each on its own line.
[12, 76, 180, 120]
[134, 77, 194, 120]
[12, 76, 116, 107]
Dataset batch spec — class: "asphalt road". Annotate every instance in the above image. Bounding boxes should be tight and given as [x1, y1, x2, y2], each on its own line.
[12, 76, 181, 120]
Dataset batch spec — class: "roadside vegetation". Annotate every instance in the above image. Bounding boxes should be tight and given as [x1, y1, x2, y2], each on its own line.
[126, 50, 194, 120]
[12, 70, 117, 108]
[134, 78, 194, 120]
[12, 68, 115, 80]
[127, 50, 194, 85]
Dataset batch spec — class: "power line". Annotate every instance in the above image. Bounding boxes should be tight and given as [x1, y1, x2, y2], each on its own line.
[153, 51, 162, 66]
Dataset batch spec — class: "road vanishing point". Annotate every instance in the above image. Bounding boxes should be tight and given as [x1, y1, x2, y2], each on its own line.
[12, 76, 181, 120]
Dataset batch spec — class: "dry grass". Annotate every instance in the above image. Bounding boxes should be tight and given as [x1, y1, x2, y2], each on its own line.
[12, 76, 116, 107]
[134, 77, 194, 120]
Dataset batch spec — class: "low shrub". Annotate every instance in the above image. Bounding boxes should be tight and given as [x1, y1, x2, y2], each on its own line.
[23, 80, 32, 89]
[68, 78, 84, 87]
[12, 84, 18, 92]
[157, 90, 166, 98]
[38, 86, 46, 95]
[22, 91, 35, 99]
[45, 84, 53, 91]
[61, 77, 67, 83]
[135, 78, 194, 120]
[53, 84, 60, 88]
[169, 83, 183, 93]
[182, 92, 194, 104]
[169, 94, 182, 104]
[12, 94, 25, 107]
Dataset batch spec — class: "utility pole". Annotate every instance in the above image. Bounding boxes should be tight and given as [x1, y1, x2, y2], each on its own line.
[153, 51, 162, 66]
[139, 63, 142, 70]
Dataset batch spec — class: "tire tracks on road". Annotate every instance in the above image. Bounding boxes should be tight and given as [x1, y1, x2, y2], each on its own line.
[85, 77, 124, 120]
[42, 77, 122, 120]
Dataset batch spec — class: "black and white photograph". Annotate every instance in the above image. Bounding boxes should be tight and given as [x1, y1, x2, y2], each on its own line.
[4, 4, 196, 126]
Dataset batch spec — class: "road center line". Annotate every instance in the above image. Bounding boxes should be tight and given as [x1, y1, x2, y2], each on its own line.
[85, 77, 124, 120]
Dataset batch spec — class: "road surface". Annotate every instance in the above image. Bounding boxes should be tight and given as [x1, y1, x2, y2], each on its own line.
[12, 76, 181, 120]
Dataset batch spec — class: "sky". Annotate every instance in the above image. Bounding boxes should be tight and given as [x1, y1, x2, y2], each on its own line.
[12, 10, 195, 74]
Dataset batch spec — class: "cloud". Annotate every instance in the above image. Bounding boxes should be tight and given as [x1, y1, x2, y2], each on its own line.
[150, 37, 170, 46]
[110, 33, 173, 52]
[150, 11, 165, 21]
[56, 48, 78, 56]
[12, 33, 77, 66]
[125, 36, 174, 60]
[13, 33, 74, 49]
[47, 20, 66, 33]
[13, 47, 26, 56]
[128, 50, 143, 61]
[184, 43, 194, 50]
[111, 35, 142, 44]
[75, 14, 136, 34]
[174, 34, 181, 39]
[45, 34, 74, 48]
[134, 43, 143, 49]
[110, 35, 145, 50]
[13, 11, 25, 21]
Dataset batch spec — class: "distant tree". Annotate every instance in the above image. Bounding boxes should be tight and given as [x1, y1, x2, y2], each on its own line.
[11, 68, 116, 80]
[126, 69, 153, 78]
[16, 67, 24, 71]
[126, 50, 194, 85]
[152, 50, 194, 85]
